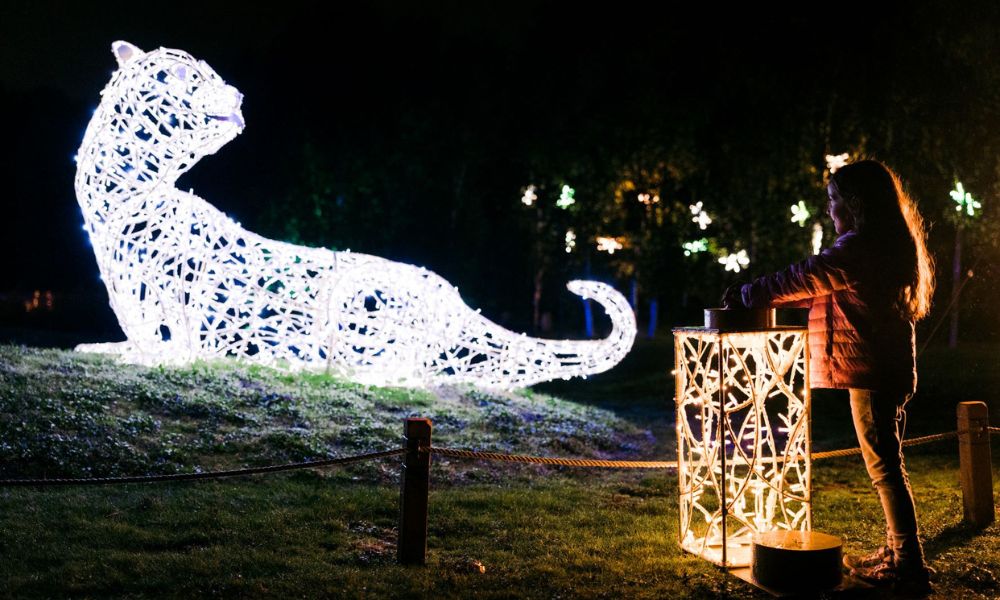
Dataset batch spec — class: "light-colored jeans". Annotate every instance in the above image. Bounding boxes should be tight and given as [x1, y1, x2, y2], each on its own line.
[849, 388, 924, 567]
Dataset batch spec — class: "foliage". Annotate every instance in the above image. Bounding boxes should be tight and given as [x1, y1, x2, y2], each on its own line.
[236, 4, 1000, 339]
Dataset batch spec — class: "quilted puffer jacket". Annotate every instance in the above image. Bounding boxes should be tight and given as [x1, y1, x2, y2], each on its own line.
[739, 232, 916, 394]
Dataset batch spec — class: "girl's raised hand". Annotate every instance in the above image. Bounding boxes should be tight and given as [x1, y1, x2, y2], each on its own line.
[722, 283, 746, 309]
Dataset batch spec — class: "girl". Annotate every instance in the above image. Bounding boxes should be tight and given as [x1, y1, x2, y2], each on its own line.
[723, 159, 935, 592]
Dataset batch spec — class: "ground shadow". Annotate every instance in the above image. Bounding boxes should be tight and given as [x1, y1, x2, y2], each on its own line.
[923, 519, 992, 559]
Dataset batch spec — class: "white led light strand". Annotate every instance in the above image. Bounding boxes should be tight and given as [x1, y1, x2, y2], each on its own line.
[811, 222, 823, 255]
[521, 184, 538, 206]
[556, 184, 576, 209]
[683, 239, 708, 257]
[73, 42, 637, 389]
[950, 182, 981, 217]
[718, 250, 749, 273]
[564, 229, 576, 253]
[825, 153, 849, 174]
[790, 201, 809, 227]
[690, 201, 712, 230]
[596, 236, 624, 255]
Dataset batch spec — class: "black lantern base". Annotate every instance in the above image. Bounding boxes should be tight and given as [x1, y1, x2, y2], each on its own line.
[704, 308, 776, 331]
[728, 530, 875, 597]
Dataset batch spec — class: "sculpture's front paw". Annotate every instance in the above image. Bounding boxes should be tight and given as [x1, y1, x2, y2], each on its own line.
[75, 341, 134, 355]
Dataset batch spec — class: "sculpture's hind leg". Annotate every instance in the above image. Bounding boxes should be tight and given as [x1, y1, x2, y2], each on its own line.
[75, 341, 135, 355]
[75, 338, 193, 366]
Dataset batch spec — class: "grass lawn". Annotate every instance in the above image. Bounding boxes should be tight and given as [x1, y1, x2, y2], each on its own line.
[0, 340, 998, 598]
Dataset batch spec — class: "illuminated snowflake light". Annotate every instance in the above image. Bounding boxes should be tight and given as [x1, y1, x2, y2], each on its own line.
[790, 201, 810, 227]
[564, 229, 576, 253]
[811, 223, 823, 255]
[825, 153, 850, 174]
[950, 182, 981, 217]
[674, 326, 811, 567]
[72, 41, 637, 389]
[683, 239, 708, 257]
[690, 201, 712, 230]
[718, 250, 749, 273]
[596, 236, 624, 255]
[556, 185, 576, 209]
[521, 185, 538, 206]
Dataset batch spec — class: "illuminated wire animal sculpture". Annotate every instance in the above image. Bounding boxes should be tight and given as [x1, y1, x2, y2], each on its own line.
[74, 41, 637, 388]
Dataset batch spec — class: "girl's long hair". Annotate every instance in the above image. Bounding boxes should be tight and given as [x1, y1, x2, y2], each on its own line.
[830, 159, 935, 320]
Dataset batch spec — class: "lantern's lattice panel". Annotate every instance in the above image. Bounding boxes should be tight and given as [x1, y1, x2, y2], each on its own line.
[674, 329, 810, 567]
[73, 42, 637, 388]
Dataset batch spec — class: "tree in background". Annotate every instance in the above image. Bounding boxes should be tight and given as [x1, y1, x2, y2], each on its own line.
[251, 2, 1000, 344]
[599, 151, 695, 337]
[517, 180, 579, 332]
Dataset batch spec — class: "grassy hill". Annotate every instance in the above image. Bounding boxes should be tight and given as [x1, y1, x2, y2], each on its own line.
[0, 345, 659, 480]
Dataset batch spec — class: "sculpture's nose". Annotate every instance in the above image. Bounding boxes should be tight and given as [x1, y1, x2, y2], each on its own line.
[225, 86, 244, 129]
[229, 110, 245, 129]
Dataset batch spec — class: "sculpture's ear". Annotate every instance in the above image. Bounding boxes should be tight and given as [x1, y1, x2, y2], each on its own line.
[112, 41, 144, 67]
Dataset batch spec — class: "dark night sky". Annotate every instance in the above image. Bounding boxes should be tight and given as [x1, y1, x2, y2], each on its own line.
[3, 0, 996, 338]
[0, 2, 822, 97]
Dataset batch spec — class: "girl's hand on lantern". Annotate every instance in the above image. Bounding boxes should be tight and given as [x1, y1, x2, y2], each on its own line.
[722, 283, 746, 309]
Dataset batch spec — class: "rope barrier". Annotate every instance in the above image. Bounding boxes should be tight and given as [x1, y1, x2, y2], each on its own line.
[430, 447, 678, 469]
[0, 448, 406, 487]
[811, 430, 960, 460]
[0, 427, 993, 486]
[432, 428, 988, 469]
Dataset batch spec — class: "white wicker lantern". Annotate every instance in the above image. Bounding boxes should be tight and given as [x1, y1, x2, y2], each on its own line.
[674, 309, 811, 567]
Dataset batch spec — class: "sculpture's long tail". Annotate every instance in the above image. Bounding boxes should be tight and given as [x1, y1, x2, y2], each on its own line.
[439, 280, 637, 389]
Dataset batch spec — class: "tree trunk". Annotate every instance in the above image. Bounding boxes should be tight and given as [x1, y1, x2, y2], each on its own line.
[630, 278, 639, 316]
[949, 226, 962, 349]
[647, 297, 658, 339]
[532, 205, 545, 332]
[533, 267, 544, 332]
[583, 254, 594, 338]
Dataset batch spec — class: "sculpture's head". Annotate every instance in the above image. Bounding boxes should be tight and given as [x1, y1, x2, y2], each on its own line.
[85, 41, 244, 180]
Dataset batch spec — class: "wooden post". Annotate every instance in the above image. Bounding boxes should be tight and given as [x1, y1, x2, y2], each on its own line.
[957, 402, 994, 527]
[398, 418, 432, 565]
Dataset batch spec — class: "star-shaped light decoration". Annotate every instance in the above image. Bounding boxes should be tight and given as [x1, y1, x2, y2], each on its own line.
[790, 201, 810, 227]
[825, 153, 850, 174]
[556, 184, 576, 209]
[718, 249, 750, 273]
[565, 229, 576, 253]
[950, 182, 981, 217]
[521, 185, 538, 206]
[596, 236, 624, 255]
[683, 238, 709, 257]
[690, 201, 712, 230]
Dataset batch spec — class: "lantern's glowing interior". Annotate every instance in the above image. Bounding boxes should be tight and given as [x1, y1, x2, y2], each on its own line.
[674, 328, 810, 567]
